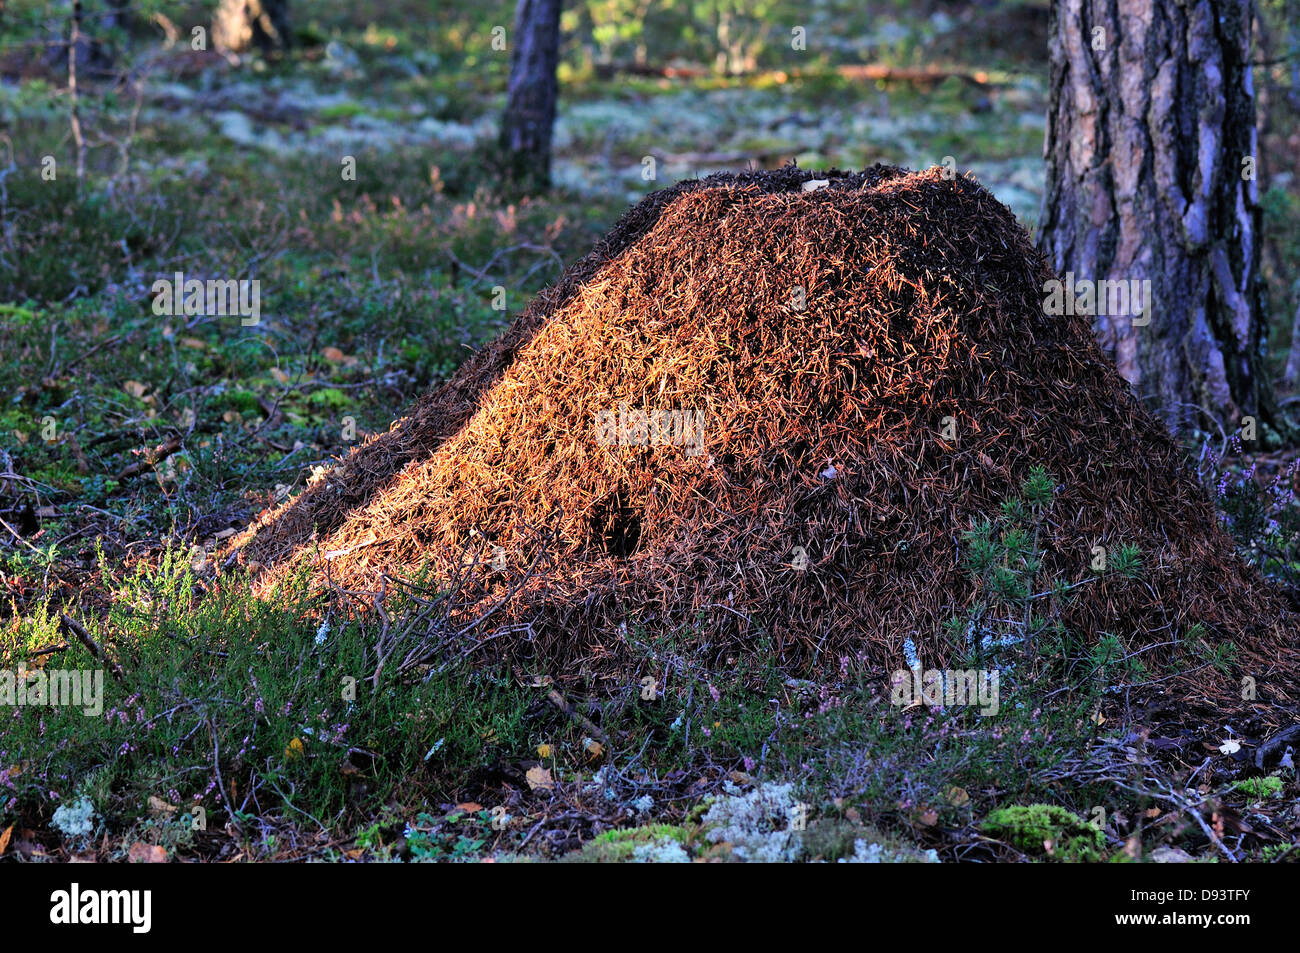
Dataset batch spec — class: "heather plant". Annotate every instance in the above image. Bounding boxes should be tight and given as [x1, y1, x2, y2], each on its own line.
[1201, 433, 1300, 589]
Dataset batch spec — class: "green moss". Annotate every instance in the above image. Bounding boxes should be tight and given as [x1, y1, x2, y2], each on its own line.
[561, 824, 690, 863]
[982, 804, 1106, 862]
[224, 389, 263, 414]
[317, 102, 368, 120]
[1232, 776, 1284, 800]
[307, 387, 351, 411]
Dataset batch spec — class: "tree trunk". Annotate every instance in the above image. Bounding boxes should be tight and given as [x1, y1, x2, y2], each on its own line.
[213, 0, 291, 55]
[499, 0, 562, 192]
[1039, 0, 1287, 442]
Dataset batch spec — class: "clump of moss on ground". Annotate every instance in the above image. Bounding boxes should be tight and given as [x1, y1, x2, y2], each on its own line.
[561, 824, 692, 863]
[1233, 776, 1284, 800]
[982, 804, 1106, 862]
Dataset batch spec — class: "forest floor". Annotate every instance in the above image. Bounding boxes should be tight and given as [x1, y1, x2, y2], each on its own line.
[0, 1, 1298, 863]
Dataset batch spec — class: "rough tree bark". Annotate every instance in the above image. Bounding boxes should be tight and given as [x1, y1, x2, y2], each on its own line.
[212, 0, 291, 55]
[1039, 0, 1288, 441]
[498, 0, 563, 192]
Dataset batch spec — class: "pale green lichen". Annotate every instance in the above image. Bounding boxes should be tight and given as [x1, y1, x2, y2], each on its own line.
[51, 796, 97, 839]
[701, 781, 805, 863]
[838, 839, 940, 863]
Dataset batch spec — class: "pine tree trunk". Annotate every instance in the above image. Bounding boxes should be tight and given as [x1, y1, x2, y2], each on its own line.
[499, 0, 562, 192]
[1038, 0, 1286, 441]
[213, 0, 291, 54]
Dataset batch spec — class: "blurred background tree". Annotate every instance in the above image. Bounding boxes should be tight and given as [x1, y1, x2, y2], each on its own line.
[499, 0, 563, 192]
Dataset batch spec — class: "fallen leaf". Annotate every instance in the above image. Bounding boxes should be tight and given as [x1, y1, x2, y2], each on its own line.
[454, 802, 483, 813]
[123, 380, 148, 399]
[525, 766, 553, 791]
[147, 796, 178, 817]
[1150, 846, 1193, 863]
[127, 842, 168, 863]
[0, 825, 11, 856]
[583, 738, 604, 761]
[285, 737, 306, 760]
[322, 346, 346, 363]
[944, 785, 970, 807]
[1218, 739, 1241, 755]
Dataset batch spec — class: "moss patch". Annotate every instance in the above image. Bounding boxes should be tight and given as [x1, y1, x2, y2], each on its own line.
[982, 804, 1106, 862]
[560, 824, 691, 863]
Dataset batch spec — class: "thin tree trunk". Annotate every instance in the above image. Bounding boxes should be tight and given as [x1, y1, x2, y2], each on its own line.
[1285, 300, 1300, 387]
[1039, 0, 1288, 441]
[68, 0, 85, 187]
[499, 0, 562, 192]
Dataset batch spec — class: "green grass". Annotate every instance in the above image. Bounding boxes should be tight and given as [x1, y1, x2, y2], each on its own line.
[1, 547, 537, 843]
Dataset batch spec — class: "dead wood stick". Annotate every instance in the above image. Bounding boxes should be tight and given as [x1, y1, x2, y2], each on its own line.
[114, 435, 183, 481]
[59, 613, 124, 682]
[1255, 724, 1300, 770]
[26, 641, 70, 659]
[545, 688, 608, 745]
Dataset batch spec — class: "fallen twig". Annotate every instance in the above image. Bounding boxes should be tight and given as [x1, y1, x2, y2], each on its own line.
[114, 435, 183, 481]
[545, 687, 609, 746]
[59, 612, 125, 682]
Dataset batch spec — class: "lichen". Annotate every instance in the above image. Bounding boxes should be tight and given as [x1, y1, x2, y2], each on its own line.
[51, 796, 97, 839]
[838, 839, 940, 863]
[701, 781, 805, 863]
